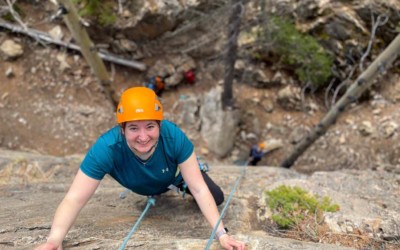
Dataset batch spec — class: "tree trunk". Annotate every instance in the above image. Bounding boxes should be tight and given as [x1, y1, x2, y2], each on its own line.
[222, 0, 244, 109]
[57, 0, 117, 107]
[281, 33, 400, 169]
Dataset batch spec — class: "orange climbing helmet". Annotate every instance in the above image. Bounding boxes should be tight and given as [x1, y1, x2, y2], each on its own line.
[258, 142, 266, 149]
[116, 87, 163, 123]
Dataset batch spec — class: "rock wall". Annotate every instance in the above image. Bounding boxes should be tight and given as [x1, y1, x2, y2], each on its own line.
[0, 149, 398, 249]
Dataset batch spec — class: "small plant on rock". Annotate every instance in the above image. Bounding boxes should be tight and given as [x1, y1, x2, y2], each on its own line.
[265, 185, 339, 229]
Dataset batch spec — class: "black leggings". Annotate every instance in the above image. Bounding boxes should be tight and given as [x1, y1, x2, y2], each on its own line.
[177, 172, 224, 206]
[249, 157, 262, 166]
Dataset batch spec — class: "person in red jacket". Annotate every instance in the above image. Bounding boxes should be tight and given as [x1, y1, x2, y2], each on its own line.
[184, 69, 195, 84]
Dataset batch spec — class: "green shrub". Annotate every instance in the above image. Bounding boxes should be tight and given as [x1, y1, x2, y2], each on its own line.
[73, 0, 116, 26]
[1, 3, 24, 22]
[265, 185, 339, 229]
[263, 16, 333, 88]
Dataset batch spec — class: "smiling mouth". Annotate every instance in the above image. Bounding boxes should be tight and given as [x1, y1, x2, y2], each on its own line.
[135, 141, 154, 151]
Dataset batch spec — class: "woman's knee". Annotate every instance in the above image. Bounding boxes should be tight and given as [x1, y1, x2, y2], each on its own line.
[214, 188, 224, 206]
[201, 172, 224, 205]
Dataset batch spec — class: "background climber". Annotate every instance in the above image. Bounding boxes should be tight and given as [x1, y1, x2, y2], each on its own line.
[249, 142, 266, 166]
[145, 75, 165, 96]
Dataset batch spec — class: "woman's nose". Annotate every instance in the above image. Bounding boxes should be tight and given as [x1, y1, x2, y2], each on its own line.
[137, 129, 147, 140]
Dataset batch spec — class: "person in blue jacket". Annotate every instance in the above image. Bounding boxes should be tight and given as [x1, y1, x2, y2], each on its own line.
[35, 87, 246, 250]
[145, 76, 165, 96]
[249, 142, 266, 166]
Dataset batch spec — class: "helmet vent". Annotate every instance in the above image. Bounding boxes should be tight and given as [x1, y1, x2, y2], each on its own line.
[118, 106, 124, 114]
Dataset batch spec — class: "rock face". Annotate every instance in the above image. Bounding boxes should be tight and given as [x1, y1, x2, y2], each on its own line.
[200, 87, 241, 157]
[0, 149, 398, 249]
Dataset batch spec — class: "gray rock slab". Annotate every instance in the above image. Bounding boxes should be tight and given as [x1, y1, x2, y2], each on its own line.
[2, 149, 394, 249]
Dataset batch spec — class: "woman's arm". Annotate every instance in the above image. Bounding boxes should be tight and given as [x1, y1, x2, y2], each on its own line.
[36, 169, 101, 250]
[179, 152, 245, 250]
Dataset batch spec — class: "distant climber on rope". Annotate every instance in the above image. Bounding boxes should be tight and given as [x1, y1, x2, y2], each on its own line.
[35, 87, 246, 250]
[145, 75, 165, 96]
[249, 142, 266, 166]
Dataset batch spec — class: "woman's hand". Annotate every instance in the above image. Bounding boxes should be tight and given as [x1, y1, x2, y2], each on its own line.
[35, 242, 61, 250]
[219, 234, 246, 250]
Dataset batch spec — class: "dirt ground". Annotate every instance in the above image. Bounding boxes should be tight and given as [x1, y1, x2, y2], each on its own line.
[1, 34, 400, 174]
[1, 0, 400, 173]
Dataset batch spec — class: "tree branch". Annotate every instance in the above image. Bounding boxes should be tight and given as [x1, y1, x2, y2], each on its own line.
[0, 21, 147, 71]
[281, 33, 400, 169]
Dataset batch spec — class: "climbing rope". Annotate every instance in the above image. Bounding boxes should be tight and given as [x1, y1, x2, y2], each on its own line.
[204, 159, 249, 250]
[118, 196, 156, 250]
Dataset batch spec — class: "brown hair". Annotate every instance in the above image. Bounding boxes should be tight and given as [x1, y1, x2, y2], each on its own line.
[120, 120, 161, 130]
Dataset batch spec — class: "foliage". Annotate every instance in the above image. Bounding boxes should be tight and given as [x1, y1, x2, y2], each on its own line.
[1, 3, 24, 22]
[73, 0, 116, 26]
[265, 185, 339, 229]
[262, 16, 333, 88]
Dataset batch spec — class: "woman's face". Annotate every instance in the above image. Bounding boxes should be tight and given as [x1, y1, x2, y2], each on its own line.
[122, 120, 160, 155]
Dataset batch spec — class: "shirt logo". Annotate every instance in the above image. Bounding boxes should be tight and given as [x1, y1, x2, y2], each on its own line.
[162, 168, 169, 173]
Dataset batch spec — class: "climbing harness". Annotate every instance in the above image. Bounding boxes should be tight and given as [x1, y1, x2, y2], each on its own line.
[204, 159, 249, 250]
[118, 196, 156, 250]
[197, 156, 210, 172]
[168, 156, 209, 198]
